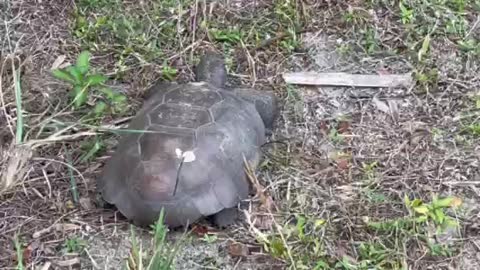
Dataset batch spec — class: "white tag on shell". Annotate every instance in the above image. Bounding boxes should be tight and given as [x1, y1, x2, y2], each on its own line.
[175, 148, 196, 162]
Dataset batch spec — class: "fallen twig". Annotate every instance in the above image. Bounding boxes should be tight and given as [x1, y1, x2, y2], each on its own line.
[283, 72, 414, 88]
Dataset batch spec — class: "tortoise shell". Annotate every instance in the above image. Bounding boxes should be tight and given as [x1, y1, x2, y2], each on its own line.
[98, 81, 266, 227]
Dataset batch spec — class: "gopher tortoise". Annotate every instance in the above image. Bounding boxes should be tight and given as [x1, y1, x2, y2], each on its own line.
[98, 52, 277, 228]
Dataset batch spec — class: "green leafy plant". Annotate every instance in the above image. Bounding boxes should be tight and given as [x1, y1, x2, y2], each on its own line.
[51, 51, 127, 116]
[64, 237, 88, 253]
[79, 136, 105, 163]
[399, 2, 414, 24]
[404, 195, 461, 232]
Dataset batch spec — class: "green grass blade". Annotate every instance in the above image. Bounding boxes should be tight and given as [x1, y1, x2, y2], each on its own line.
[63, 144, 79, 204]
[14, 232, 24, 270]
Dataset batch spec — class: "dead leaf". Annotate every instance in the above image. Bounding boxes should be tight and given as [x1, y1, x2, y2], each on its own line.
[191, 224, 210, 237]
[226, 240, 249, 257]
[55, 258, 80, 267]
[336, 158, 350, 171]
[22, 244, 33, 265]
[250, 212, 275, 230]
[243, 156, 277, 212]
[50, 55, 66, 70]
[450, 197, 463, 208]
[65, 200, 75, 209]
[55, 223, 82, 232]
[387, 99, 399, 122]
[79, 197, 94, 210]
[13, 241, 37, 265]
[372, 96, 390, 114]
[40, 262, 52, 270]
[33, 223, 81, 238]
[317, 120, 329, 133]
[337, 121, 351, 134]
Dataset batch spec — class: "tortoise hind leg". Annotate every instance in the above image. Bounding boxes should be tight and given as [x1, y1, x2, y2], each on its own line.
[209, 208, 240, 228]
[232, 88, 278, 132]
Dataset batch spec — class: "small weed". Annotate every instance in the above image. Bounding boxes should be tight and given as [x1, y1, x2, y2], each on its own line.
[354, 241, 403, 269]
[362, 161, 378, 182]
[14, 233, 24, 270]
[126, 208, 187, 270]
[404, 195, 461, 232]
[209, 27, 243, 45]
[465, 123, 480, 137]
[458, 39, 480, 56]
[399, 2, 414, 25]
[336, 43, 352, 56]
[261, 215, 327, 267]
[262, 194, 463, 269]
[79, 136, 105, 163]
[274, 0, 303, 52]
[342, 8, 369, 26]
[73, 0, 190, 79]
[413, 67, 439, 92]
[161, 65, 178, 81]
[201, 234, 218, 244]
[328, 127, 344, 144]
[63, 236, 88, 253]
[51, 51, 127, 117]
[361, 27, 379, 54]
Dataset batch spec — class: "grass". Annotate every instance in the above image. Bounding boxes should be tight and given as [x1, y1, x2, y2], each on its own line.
[126, 208, 188, 270]
[0, 0, 479, 269]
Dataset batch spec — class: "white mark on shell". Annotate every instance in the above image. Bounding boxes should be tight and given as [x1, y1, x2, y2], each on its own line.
[191, 82, 206, 86]
[175, 148, 196, 162]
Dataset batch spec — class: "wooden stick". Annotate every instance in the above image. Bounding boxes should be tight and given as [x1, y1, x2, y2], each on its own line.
[283, 72, 413, 88]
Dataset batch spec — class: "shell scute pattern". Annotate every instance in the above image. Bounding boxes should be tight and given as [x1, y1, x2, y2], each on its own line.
[164, 84, 223, 108]
[137, 125, 196, 162]
[148, 103, 212, 129]
[130, 160, 180, 202]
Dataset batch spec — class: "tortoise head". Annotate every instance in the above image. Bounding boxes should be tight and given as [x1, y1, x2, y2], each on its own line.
[195, 51, 227, 88]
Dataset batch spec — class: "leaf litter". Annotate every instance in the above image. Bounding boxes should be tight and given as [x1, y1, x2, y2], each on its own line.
[0, 0, 480, 269]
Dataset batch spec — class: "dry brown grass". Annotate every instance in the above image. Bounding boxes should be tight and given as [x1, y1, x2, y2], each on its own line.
[0, 0, 479, 269]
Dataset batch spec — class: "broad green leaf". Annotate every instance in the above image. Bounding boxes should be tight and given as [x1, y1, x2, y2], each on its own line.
[314, 260, 329, 270]
[76, 51, 91, 74]
[80, 138, 104, 162]
[93, 101, 107, 116]
[404, 194, 411, 207]
[113, 93, 127, 103]
[411, 199, 423, 207]
[72, 85, 88, 108]
[416, 215, 428, 223]
[434, 208, 445, 224]
[98, 87, 115, 99]
[52, 68, 75, 84]
[86, 74, 107, 86]
[296, 215, 306, 238]
[413, 205, 429, 214]
[445, 217, 459, 228]
[67, 66, 83, 83]
[418, 34, 431, 62]
[314, 219, 326, 229]
[433, 197, 455, 208]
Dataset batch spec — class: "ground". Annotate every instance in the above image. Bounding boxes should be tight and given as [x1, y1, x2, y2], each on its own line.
[1, 0, 479, 269]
